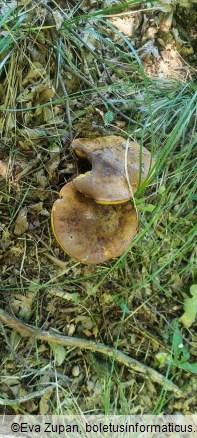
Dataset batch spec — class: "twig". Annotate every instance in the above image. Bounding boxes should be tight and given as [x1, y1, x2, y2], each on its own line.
[0, 308, 184, 397]
[44, 252, 69, 269]
[0, 321, 71, 383]
[0, 386, 52, 406]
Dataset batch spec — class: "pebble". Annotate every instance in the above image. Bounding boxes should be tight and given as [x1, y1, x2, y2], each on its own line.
[72, 365, 80, 377]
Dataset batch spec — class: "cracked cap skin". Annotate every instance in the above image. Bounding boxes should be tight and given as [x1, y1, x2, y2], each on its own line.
[71, 135, 154, 204]
[51, 182, 138, 265]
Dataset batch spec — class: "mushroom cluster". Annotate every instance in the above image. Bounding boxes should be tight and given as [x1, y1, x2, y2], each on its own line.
[51, 136, 154, 265]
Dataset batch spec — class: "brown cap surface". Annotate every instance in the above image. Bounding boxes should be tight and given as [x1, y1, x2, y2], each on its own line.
[51, 182, 138, 265]
[71, 135, 154, 204]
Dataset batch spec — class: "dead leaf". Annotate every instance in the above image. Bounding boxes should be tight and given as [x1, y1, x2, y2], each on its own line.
[39, 388, 53, 415]
[33, 86, 55, 105]
[36, 169, 48, 189]
[52, 10, 64, 30]
[1, 229, 12, 250]
[49, 342, 66, 366]
[10, 279, 39, 320]
[109, 16, 136, 37]
[18, 139, 33, 151]
[14, 208, 29, 235]
[160, 12, 173, 32]
[29, 202, 44, 213]
[43, 107, 53, 122]
[22, 62, 46, 86]
[0, 160, 7, 180]
[46, 146, 60, 181]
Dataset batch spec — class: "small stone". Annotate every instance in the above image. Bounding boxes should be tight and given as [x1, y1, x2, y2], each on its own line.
[72, 365, 80, 377]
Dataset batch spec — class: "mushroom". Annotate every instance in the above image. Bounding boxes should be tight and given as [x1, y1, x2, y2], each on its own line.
[71, 135, 154, 204]
[51, 182, 138, 265]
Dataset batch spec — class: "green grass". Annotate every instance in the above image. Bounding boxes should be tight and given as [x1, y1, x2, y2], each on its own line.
[0, 0, 196, 415]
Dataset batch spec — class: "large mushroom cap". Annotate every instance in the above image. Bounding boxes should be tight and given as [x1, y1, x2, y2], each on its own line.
[71, 135, 154, 204]
[51, 182, 138, 265]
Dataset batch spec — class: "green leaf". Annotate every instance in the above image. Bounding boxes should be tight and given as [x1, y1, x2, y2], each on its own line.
[135, 197, 146, 205]
[138, 203, 156, 212]
[119, 302, 130, 315]
[178, 362, 197, 374]
[158, 185, 166, 195]
[179, 284, 197, 328]
[155, 352, 171, 366]
[178, 345, 190, 364]
[190, 194, 197, 201]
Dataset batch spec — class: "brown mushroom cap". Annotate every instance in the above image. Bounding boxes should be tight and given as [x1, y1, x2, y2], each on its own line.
[71, 135, 154, 204]
[51, 182, 138, 265]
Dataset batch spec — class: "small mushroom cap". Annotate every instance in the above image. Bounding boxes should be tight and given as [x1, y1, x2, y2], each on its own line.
[51, 182, 138, 265]
[71, 136, 154, 204]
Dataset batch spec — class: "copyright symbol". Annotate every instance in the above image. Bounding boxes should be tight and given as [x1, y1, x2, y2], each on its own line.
[11, 423, 20, 432]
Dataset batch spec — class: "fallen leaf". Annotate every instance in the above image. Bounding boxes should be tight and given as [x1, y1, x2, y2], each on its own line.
[36, 169, 48, 189]
[109, 16, 136, 37]
[138, 203, 156, 212]
[43, 107, 53, 122]
[14, 207, 28, 235]
[33, 86, 55, 105]
[39, 388, 53, 415]
[52, 10, 64, 30]
[22, 62, 46, 86]
[160, 12, 173, 32]
[179, 284, 197, 328]
[0, 160, 7, 180]
[10, 279, 39, 320]
[49, 342, 66, 366]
